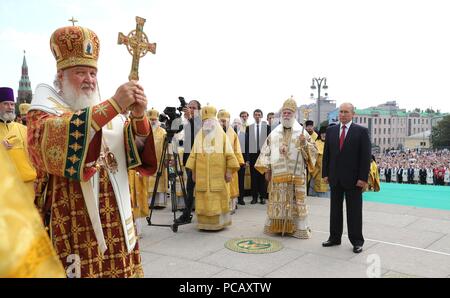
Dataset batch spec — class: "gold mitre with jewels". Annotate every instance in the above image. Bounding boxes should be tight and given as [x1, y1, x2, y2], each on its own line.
[19, 103, 31, 116]
[201, 104, 217, 121]
[217, 109, 230, 120]
[147, 108, 159, 120]
[282, 96, 297, 112]
[50, 24, 100, 71]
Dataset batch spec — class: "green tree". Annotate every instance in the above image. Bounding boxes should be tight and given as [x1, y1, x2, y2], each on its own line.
[320, 120, 329, 128]
[431, 115, 450, 148]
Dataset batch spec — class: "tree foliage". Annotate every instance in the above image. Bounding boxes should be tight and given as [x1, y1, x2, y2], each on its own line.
[431, 115, 450, 148]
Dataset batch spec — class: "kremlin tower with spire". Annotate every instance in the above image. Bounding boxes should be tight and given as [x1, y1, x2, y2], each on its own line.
[17, 50, 32, 104]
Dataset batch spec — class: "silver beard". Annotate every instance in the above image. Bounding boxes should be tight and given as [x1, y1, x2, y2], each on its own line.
[282, 117, 295, 128]
[60, 76, 100, 110]
[0, 111, 16, 122]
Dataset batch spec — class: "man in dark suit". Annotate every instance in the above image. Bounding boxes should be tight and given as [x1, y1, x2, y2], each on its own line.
[419, 167, 427, 184]
[407, 166, 415, 184]
[385, 167, 392, 183]
[322, 103, 371, 254]
[245, 109, 270, 204]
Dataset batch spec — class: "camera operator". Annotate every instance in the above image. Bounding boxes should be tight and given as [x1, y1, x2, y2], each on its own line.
[175, 100, 202, 224]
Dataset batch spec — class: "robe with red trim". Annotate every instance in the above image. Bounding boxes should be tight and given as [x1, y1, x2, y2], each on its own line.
[28, 84, 157, 277]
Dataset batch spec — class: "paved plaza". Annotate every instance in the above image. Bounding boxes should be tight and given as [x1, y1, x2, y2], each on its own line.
[138, 197, 450, 278]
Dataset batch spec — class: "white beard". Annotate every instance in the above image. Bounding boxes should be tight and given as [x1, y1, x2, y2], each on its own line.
[0, 111, 16, 122]
[282, 117, 295, 128]
[60, 77, 100, 111]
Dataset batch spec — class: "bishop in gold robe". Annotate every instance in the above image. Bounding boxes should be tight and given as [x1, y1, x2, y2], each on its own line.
[309, 125, 330, 197]
[218, 109, 244, 213]
[28, 24, 157, 277]
[147, 108, 168, 208]
[185, 105, 240, 230]
[255, 98, 317, 239]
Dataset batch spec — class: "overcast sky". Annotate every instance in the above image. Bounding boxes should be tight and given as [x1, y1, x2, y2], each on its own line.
[1, 0, 449, 122]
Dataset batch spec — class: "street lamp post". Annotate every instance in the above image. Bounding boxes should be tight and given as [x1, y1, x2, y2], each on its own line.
[310, 77, 328, 128]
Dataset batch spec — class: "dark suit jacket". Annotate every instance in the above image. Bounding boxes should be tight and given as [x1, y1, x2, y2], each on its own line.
[244, 122, 270, 165]
[322, 122, 371, 189]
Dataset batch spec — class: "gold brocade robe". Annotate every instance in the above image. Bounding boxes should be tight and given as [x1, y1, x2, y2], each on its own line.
[185, 128, 240, 230]
[148, 126, 168, 198]
[311, 139, 329, 193]
[27, 89, 157, 278]
[0, 145, 65, 278]
[226, 127, 244, 198]
[309, 131, 318, 142]
[0, 121, 36, 195]
[129, 170, 150, 218]
[367, 161, 380, 192]
[255, 122, 317, 239]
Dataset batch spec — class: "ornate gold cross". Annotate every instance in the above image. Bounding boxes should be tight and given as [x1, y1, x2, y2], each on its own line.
[118, 16, 156, 81]
[303, 108, 312, 123]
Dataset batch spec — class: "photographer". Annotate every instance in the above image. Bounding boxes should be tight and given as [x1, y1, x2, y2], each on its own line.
[175, 100, 202, 224]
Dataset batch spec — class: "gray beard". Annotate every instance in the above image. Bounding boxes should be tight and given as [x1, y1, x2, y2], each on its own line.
[282, 118, 294, 128]
[0, 111, 16, 122]
[60, 77, 100, 110]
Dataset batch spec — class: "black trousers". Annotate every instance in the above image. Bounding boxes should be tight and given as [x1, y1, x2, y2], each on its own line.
[182, 168, 195, 217]
[329, 183, 364, 247]
[238, 166, 246, 200]
[250, 163, 267, 200]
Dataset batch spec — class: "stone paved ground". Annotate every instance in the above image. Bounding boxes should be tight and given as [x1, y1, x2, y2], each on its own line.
[138, 196, 450, 278]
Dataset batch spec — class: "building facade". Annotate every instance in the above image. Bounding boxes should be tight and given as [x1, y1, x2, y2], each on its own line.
[349, 101, 444, 152]
[297, 98, 336, 127]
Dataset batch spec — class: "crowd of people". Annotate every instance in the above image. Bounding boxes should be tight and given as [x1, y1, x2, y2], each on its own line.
[376, 149, 450, 186]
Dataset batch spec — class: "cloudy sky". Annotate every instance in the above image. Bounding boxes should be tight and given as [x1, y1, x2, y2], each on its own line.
[1, 0, 449, 121]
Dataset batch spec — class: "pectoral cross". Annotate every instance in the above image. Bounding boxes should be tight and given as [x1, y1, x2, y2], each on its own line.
[118, 16, 156, 81]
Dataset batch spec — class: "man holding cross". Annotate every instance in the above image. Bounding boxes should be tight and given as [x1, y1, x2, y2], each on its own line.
[28, 22, 157, 277]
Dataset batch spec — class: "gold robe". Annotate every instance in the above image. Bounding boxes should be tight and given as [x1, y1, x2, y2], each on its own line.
[226, 127, 244, 198]
[0, 121, 36, 195]
[309, 131, 318, 142]
[367, 161, 380, 192]
[311, 139, 329, 193]
[147, 126, 168, 207]
[185, 127, 240, 230]
[129, 170, 150, 218]
[255, 122, 317, 239]
[0, 145, 65, 278]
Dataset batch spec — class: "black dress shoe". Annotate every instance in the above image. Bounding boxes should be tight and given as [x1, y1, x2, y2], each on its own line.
[260, 198, 265, 205]
[322, 240, 341, 247]
[250, 198, 258, 204]
[174, 214, 192, 224]
[238, 199, 246, 205]
[353, 246, 363, 253]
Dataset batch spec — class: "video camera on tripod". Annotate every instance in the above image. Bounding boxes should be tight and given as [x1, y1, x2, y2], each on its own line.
[146, 96, 189, 232]
[158, 97, 186, 135]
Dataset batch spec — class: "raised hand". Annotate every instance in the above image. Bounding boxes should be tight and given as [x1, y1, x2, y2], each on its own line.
[112, 80, 140, 112]
[131, 83, 147, 117]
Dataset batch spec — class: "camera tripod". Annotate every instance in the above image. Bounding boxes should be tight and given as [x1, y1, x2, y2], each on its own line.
[146, 132, 189, 232]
